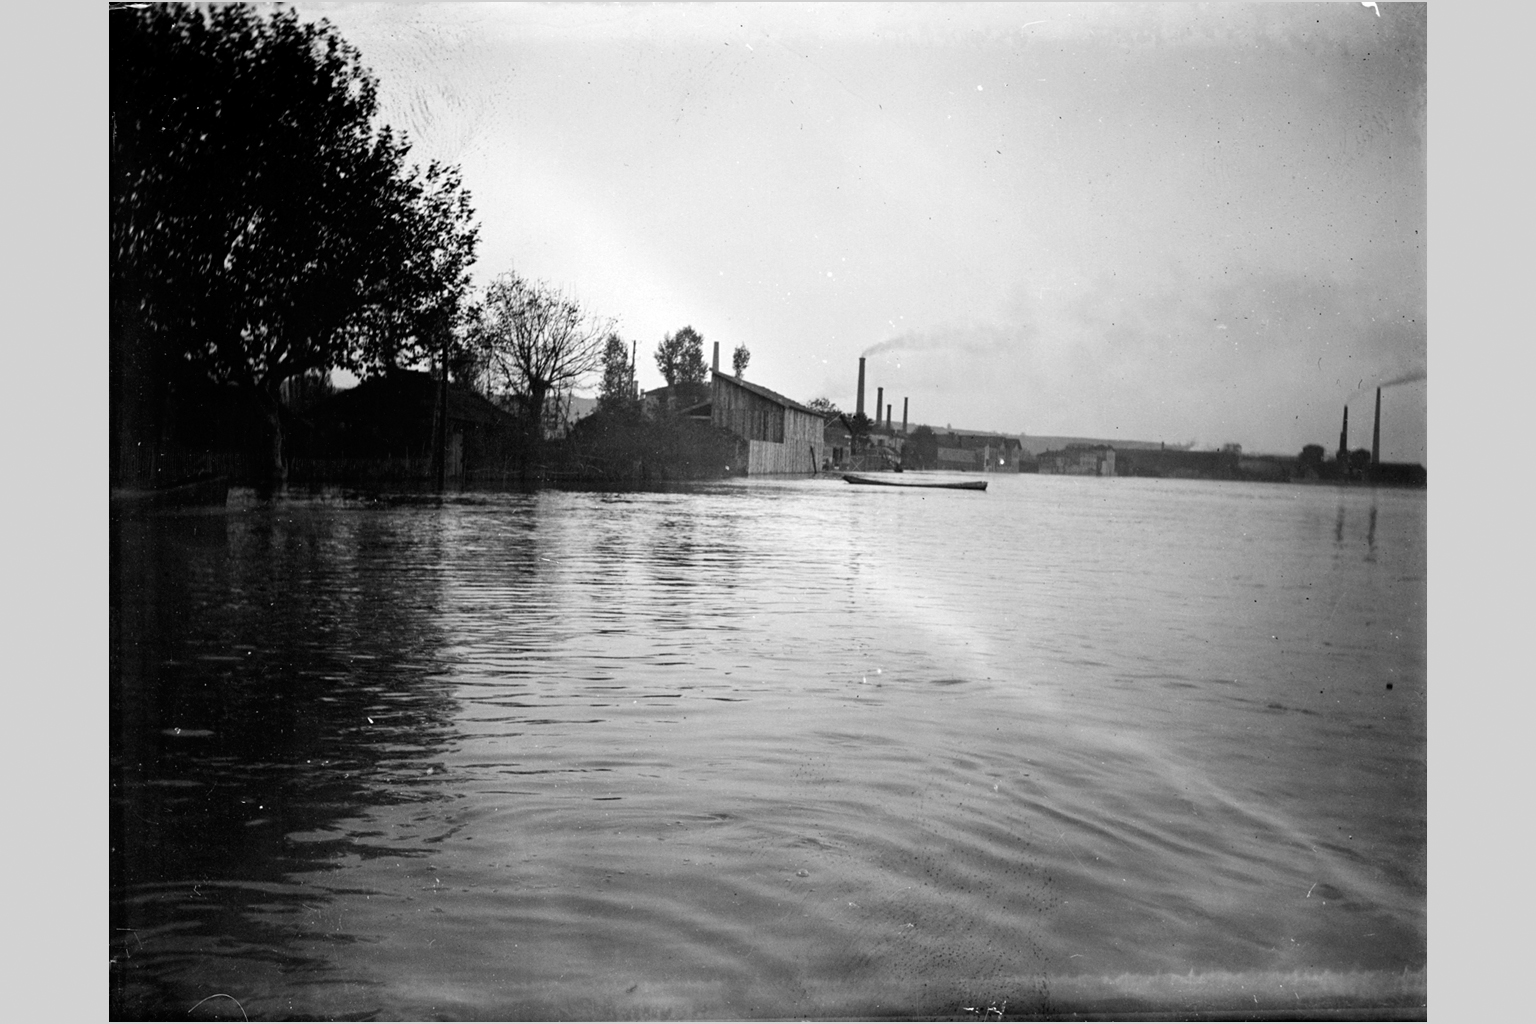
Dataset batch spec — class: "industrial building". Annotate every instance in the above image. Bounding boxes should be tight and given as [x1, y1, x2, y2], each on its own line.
[655, 343, 825, 475]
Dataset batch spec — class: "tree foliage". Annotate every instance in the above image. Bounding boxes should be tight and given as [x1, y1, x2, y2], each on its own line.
[474, 271, 615, 436]
[110, 2, 479, 482]
[731, 343, 751, 377]
[654, 326, 708, 387]
[840, 411, 874, 454]
[906, 424, 938, 469]
[598, 334, 636, 412]
[806, 396, 841, 418]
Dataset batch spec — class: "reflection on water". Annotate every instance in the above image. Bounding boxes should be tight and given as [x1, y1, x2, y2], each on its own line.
[111, 479, 1426, 1019]
[111, 506, 464, 1013]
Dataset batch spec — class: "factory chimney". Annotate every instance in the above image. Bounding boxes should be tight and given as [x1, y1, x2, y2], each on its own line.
[712, 341, 720, 374]
[1371, 388, 1381, 467]
[856, 358, 866, 418]
[1337, 405, 1349, 462]
[902, 397, 908, 434]
[876, 387, 884, 430]
[886, 404, 892, 430]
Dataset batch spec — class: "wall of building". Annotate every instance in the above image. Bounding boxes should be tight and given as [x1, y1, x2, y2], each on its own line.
[937, 446, 978, 471]
[1037, 446, 1115, 476]
[935, 431, 1023, 470]
[713, 376, 824, 474]
[783, 407, 824, 473]
[1116, 448, 1239, 479]
[712, 378, 785, 443]
[747, 436, 823, 474]
[1236, 457, 1286, 481]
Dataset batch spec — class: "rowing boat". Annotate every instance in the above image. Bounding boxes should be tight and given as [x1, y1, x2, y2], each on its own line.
[842, 473, 987, 491]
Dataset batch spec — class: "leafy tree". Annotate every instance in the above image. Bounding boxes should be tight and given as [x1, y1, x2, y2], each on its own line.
[806, 397, 841, 418]
[475, 271, 615, 443]
[110, 2, 479, 485]
[906, 424, 938, 469]
[731, 343, 751, 377]
[598, 334, 636, 412]
[445, 302, 493, 394]
[839, 412, 874, 455]
[655, 326, 708, 387]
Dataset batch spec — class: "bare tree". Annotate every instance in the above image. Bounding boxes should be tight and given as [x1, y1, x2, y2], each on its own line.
[476, 271, 614, 437]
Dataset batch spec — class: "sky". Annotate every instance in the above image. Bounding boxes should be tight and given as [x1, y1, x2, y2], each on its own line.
[291, 2, 1427, 461]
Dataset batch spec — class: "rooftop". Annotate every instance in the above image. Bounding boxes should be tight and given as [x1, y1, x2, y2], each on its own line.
[711, 371, 822, 417]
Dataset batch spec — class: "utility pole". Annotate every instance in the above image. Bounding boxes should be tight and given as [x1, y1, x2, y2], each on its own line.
[435, 320, 449, 492]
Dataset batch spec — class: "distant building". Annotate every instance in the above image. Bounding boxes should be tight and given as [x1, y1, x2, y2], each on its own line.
[1369, 462, 1427, 488]
[1115, 447, 1240, 480]
[930, 430, 1024, 472]
[642, 381, 712, 420]
[1018, 435, 1171, 458]
[823, 416, 853, 469]
[1037, 444, 1116, 476]
[550, 394, 599, 437]
[302, 370, 522, 482]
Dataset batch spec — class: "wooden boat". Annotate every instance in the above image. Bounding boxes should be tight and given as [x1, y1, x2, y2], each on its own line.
[843, 473, 987, 491]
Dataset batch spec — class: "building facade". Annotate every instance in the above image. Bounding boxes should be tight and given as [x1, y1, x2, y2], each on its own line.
[710, 372, 825, 475]
[1037, 444, 1117, 476]
[933, 430, 1024, 472]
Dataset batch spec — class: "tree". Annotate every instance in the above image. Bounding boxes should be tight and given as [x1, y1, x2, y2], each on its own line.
[840, 412, 874, 455]
[732, 344, 751, 377]
[907, 424, 938, 469]
[475, 271, 614, 443]
[806, 397, 841, 418]
[446, 302, 493, 394]
[344, 161, 480, 377]
[598, 334, 636, 412]
[111, 2, 479, 486]
[655, 326, 708, 386]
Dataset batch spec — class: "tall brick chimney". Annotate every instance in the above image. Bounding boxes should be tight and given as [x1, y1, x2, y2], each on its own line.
[902, 397, 908, 433]
[876, 387, 884, 429]
[1338, 405, 1349, 462]
[1372, 388, 1381, 466]
[712, 341, 719, 374]
[856, 358, 866, 418]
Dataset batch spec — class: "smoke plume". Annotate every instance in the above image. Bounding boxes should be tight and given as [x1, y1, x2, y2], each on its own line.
[1379, 365, 1427, 389]
[861, 322, 1019, 359]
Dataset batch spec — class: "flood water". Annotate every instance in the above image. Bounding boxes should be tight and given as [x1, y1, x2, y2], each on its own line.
[110, 474, 1425, 1019]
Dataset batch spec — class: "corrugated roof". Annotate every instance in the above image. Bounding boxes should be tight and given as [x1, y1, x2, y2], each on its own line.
[711, 372, 820, 416]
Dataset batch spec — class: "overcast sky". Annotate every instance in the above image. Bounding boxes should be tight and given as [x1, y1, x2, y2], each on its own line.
[292, 2, 1426, 461]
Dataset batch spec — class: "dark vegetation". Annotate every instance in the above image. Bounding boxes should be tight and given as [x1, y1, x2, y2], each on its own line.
[110, 3, 745, 493]
[904, 425, 939, 469]
[111, 3, 477, 489]
[561, 405, 742, 482]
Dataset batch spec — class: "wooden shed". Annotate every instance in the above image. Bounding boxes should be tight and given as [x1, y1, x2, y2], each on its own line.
[709, 371, 825, 475]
